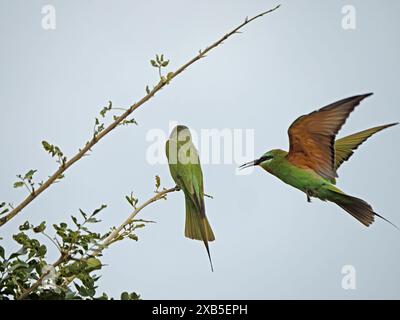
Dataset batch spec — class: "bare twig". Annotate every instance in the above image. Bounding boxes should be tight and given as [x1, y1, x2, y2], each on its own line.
[94, 186, 179, 254]
[0, 5, 280, 227]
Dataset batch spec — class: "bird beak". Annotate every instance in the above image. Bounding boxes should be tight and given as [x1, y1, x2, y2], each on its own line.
[239, 159, 258, 170]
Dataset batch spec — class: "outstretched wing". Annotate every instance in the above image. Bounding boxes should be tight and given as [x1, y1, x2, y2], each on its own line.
[286, 93, 373, 180]
[335, 123, 398, 171]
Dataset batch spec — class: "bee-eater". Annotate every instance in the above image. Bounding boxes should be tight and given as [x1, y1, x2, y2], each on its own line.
[166, 125, 215, 271]
[240, 93, 398, 227]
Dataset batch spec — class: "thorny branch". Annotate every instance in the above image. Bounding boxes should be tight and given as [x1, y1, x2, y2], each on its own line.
[0, 5, 280, 227]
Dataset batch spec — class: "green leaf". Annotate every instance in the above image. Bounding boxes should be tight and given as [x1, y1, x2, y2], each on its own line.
[13, 181, 24, 188]
[10, 261, 29, 272]
[86, 257, 102, 271]
[86, 217, 101, 224]
[92, 205, 107, 216]
[121, 292, 140, 300]
[150, 60, 158, 67]
[129, 292, 140, 300]
[42, 140, 51, 151]
[38, 245, 47, 257]
[33, 221, 46, 233]
[125, 196, 133, 206]
[95, 293, 109, 300]
[128, 234, 138, 241]
[19, 221, 31, 231]
[74, 283, 89, 297]
[24, 169, 37, 180]
[155, 175, 161, 189]
[166, 72, 174, 82]
[0, 246, 5, 259]
[161, 60, 169, 67]
[120, 118, 137, 126]
[121, 292, 130, 300]
[79, 209, 87, 220]
[71, 215, 79, 227]
[9, 246, 27, 259]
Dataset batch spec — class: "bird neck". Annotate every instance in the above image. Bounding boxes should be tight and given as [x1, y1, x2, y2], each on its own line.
[260, 153, 289, 176]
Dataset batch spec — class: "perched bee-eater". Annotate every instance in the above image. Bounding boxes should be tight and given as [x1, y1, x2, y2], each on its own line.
[240, 93, 398, 227]
[166, 125, 215, 271]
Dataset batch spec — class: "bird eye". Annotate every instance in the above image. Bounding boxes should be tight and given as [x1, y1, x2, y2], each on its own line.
[260, 155, 273, 162]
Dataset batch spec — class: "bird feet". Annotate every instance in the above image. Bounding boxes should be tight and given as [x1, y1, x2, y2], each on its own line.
[306, 191, 312, 203]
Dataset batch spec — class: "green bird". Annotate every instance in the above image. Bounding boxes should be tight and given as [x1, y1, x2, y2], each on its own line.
[240, 93, 398, 227]
[166, 125, 215, 271]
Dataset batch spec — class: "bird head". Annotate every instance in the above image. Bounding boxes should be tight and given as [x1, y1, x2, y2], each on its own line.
[239, 149, 286, 170]
[170, 125, 192, 143]
[168, 125, 199, 165]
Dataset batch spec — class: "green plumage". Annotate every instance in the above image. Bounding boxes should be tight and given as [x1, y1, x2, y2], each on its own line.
[333, 123, 397, 175]
[166, 125, 215, 271]
[256, 123, 398, 227]
[240, 93, 398, 228]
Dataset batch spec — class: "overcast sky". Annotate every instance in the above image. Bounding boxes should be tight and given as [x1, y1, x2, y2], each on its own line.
[1, 0, 400, 299]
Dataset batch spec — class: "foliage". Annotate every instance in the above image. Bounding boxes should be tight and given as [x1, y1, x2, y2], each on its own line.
[0, 205, 143, 300]
[94, 101, 138, 138]
[42, 141, 67, 166]
[149, 54, 174, 86]
[13, 169, 39, 195]
[0, 202, 11, 217]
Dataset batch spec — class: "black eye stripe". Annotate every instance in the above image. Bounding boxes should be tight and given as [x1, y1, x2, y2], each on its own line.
[257, 155, 272, 164]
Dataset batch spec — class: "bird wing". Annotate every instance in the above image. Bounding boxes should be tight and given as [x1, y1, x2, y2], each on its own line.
[286, 93, 373, 180]
[334, 123, 398, 171]
[165, 140, 181, 188]
[179, 145, 204, 207]
[166, 138, 201, 202]
[182, 147, 216, 243]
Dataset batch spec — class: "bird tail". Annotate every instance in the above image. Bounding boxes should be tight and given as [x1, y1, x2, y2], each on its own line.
[328, 188, 398, 229]
[184, 196, 215, 271]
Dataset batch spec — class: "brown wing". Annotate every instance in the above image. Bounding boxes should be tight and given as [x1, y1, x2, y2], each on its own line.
[286, 93, 373, 180]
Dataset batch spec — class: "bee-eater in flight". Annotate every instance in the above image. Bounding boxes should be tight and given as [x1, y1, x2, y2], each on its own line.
[240, 93, 398, 227]
[166, 125, 215, 271]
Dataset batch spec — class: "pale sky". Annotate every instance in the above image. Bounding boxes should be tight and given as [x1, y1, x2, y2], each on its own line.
[1, 0, 400, 299]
